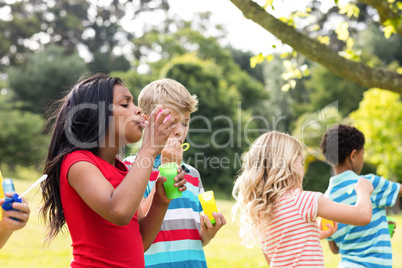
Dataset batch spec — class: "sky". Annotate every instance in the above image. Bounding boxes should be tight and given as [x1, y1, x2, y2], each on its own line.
[167, 0, 276, 54]
[166, 0, 336, 55]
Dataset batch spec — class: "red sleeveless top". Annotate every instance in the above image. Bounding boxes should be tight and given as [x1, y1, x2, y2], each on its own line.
[60, 150, 144, 267]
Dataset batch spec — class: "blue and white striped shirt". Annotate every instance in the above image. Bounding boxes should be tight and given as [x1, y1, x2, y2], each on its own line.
[324, 170, 400, 268]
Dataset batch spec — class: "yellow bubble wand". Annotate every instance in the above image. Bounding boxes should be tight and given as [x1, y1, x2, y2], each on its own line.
[181, 143, 190, 152]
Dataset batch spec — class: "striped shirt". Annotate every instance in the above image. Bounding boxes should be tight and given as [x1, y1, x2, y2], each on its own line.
[123, 155, 207, 268]
[260, 189, 324, 267]
[324, 170, 400, 268]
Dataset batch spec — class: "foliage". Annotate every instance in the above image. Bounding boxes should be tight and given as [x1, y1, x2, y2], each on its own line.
[88, 50, 131, 74]
[303, 160, 332, 193]
[111, 70, 157, 102]
[350, 88, 402, 181]
[355, 24, 402, 67]
[0, 0, 169, 71]
[260, 55, 315, 133]
[0, 92, 49, 170]
[7, 45, 88, 114]
[228, 48, 265, 84]
[304, 64, 367, 117]
[292, 105, 342, 158]
[131, 22, 267, 112]
[228, 0, 402, 94]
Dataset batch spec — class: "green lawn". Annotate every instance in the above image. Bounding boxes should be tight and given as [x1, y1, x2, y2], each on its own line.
[1, 178, 402, 267]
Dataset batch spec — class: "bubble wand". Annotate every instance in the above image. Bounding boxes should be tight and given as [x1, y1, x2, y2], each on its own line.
[19, 174, 48, 199]
[181, 143, 190, 152]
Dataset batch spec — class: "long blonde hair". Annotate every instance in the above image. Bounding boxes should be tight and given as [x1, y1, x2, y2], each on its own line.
[232, 131, 303, 247]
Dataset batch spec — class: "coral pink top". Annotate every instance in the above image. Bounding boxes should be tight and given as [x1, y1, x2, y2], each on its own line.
[260, 189, 323, 267]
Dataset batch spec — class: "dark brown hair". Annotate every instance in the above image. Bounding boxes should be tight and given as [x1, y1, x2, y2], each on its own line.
[40, 73, 123, 242]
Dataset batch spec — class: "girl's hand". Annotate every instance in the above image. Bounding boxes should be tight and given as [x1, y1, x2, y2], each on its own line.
[161, 138, 183, 165]
[142, 106, 177, 156]
[0, 193, 30, 231]
[319, 220, 338, 239]
[355, 177, 374, 197]
[154, 166, 187, 203]
[200, 212, 227, 246]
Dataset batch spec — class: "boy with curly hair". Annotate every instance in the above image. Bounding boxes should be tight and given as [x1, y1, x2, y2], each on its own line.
[321, 124, 402, 268]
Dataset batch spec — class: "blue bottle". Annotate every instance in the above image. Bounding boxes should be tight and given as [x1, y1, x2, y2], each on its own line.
[2, 179, 15, 203]
[2, 179, 22, 220]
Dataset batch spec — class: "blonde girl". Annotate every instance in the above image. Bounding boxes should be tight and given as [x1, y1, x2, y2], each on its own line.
[233, 131, 373, 267]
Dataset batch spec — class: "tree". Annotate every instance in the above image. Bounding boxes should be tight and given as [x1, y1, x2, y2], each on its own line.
[7, 45, 88, 114]
[0, 91, 48, 171]
[0, 0, 170, 72]
[130, 20, 267, 113]
[304, 64, 367, 117]
[350, 88, 402, 182]
[260, 55, 314, 133]
[87, 50, 130, 74]
[228, 48, 265, 84]
[228, 0, 402, 94]
[114, 19, 267, 193]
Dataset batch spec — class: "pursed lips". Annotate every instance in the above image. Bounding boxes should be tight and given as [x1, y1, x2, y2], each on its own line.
[137, 118, 147, 128]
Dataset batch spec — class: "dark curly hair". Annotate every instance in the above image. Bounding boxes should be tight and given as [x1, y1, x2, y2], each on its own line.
[320, 124, 365, 166]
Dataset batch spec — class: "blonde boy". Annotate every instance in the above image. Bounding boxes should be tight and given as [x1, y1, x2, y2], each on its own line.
[123, 78, 226, 267]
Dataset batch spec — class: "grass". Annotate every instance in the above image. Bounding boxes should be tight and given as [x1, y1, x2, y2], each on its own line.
[1, 178, 402, 267]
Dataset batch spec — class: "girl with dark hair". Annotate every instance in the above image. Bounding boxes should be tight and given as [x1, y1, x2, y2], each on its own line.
[40, 73, 186, 267]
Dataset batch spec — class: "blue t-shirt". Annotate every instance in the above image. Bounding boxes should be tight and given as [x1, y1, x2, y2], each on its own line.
[324, 170, 400, 268]
[123, 155, 207, 268]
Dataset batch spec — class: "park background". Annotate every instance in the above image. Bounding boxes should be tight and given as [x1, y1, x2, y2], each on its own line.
[0, 0, 401, 266]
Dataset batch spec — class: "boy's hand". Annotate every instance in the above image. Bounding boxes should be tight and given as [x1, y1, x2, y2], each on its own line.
[200, 212, 226, 246]
[355, 177, 374, 196]
[154, 166, 187, 203]
[388, 219, 396, 238]
[0, 193, 30, 231]
[161, 138, 183, 165]
[319, 220, 338, 239]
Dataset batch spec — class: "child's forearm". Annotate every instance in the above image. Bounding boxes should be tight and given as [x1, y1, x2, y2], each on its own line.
[263, 252, 271, 264]
[352, 193, 372, 225]
[328, 241, 339, 254]
[317, 194, 372, 226]
[0, 222, 14, 249]
[140, 187, 156, 216]
[139, 196, 169, 251]
[109, 147, 158, 224]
